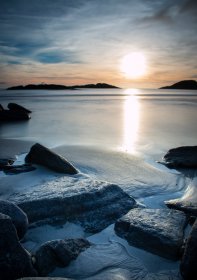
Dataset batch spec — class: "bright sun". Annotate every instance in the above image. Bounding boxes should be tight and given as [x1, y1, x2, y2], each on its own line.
[120, 52, 146, 79]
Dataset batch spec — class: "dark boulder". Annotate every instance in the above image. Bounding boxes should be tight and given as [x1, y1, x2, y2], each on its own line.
[162, 146, 197, 168]
[34, 238, 91, 276]
[0, 200, 28, 240]
[0, 110, 30, 121]
[25, 143, 78, 174]
[115, 208, 187, 260]
[8, 103, 32, 113]
[180, 219, 197, 280]
[0, 213, 37, 280]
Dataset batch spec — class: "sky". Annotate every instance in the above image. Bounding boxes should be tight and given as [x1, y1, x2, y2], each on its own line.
[0, 0, 197, 89]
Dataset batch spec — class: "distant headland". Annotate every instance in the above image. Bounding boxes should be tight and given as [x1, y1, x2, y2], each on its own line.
[160, 80, 197, 90]
[7, 83, 119, 90]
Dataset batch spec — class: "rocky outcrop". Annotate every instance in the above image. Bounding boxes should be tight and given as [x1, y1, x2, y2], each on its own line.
[165, 178, 197, 216]
[162, 146, 197, 168]
[8, 103, 32, 114]
[180, 219, 197, 280]
[0, 200, 28, 240]
[115, 208, 187, 260]
[9, 176, 136, 232]
[0, 213, 37, 279]
[160, 80, 197, 90]
[25, 143, 78, 174]
[34, 238, 91, 276]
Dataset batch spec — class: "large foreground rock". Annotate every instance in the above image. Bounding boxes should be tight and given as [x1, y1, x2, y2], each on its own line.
[34, 238, 91, 276]
[115, 208, 187, 260]
[165, 177, 197, 216]
[0, 213, 37, 279]
[180, 219, 197, 280]
[163, 146, 197, 168]
[0, 200, 28, 239]
[25, 143, 78, 174]
[9, 176, 136, 232]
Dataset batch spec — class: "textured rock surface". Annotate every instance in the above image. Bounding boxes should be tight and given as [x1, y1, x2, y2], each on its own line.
[0, 213, 37, 279]
[0, 200, 28, 239]
[9, 176, 136, 232]
[25, 143, 78, 174]
[115, 208, 187, 260]
[163, 146, 197, 168]
[34, 238, 91, 276]
[180, 219, 197, 280]
[165, 177, 197, 216]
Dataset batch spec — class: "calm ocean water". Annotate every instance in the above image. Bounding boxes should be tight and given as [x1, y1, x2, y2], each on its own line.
[1, 88, 197, 278]
[0, 88, 196, 158]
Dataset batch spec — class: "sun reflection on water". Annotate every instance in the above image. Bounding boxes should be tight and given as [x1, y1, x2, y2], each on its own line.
[122, 89, 140, 153]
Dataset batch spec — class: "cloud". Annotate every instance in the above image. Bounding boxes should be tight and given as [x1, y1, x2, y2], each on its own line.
[35, 50, 81, 64]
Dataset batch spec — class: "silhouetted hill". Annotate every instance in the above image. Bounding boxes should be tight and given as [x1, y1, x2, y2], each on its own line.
[7, 83, 119, 90]
[160, 80, 197, 90]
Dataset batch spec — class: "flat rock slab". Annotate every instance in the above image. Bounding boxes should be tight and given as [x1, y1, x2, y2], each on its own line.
[163, 146, 197, 168]
[115, 208, 187, 260]
[8, 176, 136, 232]
[165, 177, 197, 216]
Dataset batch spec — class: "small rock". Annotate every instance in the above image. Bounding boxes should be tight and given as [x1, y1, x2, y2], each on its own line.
[115, 208, 187, 260]
[180, 219, 197, 280]
[0, 200, 28, 240]
[163, 146, 197, 168]
[3, 163, 36, 175]
[34, 238, 91, 276]
[0, 158, 15, 170]
[25, 143, 78, 174]
[0, 213, 37, 279]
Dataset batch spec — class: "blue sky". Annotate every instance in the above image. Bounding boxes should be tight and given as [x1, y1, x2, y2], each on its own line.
[0, 0, 196, 88]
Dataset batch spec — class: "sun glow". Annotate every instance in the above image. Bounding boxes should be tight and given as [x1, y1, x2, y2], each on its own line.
[120, 52, 146, 78]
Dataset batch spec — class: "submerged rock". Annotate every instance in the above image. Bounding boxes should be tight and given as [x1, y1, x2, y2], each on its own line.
[180, 219, 197, 280]
[34, 238, 91, 276]
[9, 176, 136, 232]
[0, 200, 28, 240]
[165, 178, 197, 216]
[0, 158, 14, 169]
[0, 213, 37, 279]
[163, 146, 197, 168]
[115, 208, 187, 260]
[3, 163, 36, 175]
[25, 143, 78, 174]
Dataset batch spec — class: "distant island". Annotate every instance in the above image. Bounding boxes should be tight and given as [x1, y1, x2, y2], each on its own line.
[7, 83, 119, 90]
[160, 80, 197, 90]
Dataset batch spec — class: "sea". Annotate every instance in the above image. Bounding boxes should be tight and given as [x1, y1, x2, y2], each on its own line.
[0, 88, 197, 279]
